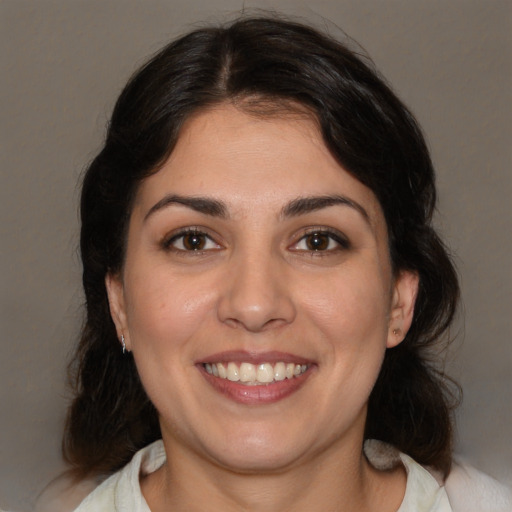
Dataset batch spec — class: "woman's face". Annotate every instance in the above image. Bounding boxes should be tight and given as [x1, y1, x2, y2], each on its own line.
[107, 104, 417, 472]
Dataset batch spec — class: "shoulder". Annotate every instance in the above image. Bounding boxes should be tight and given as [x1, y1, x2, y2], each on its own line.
[75, 440, 165, 511]
[365, 440, 452, 511]
[444, 461, 512, 512]
[34, 474, 101, 512]
[35, 468, 127, 512]
[364, 440, 512, 512]
[70, 472, 120, 512]
[35, 440, 166, 512]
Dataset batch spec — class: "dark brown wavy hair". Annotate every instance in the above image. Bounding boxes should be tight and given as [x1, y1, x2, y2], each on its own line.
[64, 15, 460, 480]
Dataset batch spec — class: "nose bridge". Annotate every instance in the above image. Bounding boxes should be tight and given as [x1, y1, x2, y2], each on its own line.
[217, 243, 295, 332]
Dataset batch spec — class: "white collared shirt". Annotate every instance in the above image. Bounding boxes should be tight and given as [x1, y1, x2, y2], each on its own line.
[73, 439, 455, 512]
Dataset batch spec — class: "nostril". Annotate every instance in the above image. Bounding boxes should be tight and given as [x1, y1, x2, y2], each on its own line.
[218, 297, 296, 332]
[223, 316, 290, 332]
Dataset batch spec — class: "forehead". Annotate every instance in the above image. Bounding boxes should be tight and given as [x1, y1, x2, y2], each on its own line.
[134, 104, 384, 226]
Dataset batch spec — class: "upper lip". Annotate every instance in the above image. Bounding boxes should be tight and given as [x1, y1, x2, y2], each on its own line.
[196, 350, 313, 365]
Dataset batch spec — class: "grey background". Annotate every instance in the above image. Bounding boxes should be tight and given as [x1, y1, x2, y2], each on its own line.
[1, 1, 511, 510]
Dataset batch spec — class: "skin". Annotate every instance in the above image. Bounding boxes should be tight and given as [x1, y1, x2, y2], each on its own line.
[106, 104, 419, 512]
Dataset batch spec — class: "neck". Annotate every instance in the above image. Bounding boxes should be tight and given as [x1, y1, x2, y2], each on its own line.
[142, 434, 406, 512]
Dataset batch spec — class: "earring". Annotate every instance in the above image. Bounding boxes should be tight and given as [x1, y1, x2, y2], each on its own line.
[392, 328, 402, 336]
[121, 334, 126, 354]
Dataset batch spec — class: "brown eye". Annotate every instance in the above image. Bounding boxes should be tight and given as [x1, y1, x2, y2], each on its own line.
[165, 230, 221, 252]
[305, 232, 330, 251]
[182, 233, 207, 250]
[290, 229, 349, 253]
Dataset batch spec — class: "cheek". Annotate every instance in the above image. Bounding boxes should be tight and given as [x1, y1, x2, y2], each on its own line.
[122, 268, 221, 419]
[300, 265, 391, 344]
[123, 265, 218, 356]
[301, 266, 391, 415]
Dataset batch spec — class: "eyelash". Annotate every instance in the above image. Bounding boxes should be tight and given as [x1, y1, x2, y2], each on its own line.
[161, 227, 221, 254]
[290, 228, 350, 254]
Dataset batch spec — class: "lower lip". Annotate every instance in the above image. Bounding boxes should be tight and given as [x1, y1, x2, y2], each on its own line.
[198, 365, 313, 405]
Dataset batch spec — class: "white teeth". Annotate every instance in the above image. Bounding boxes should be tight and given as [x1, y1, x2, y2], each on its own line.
[257, 363, 274, 383]
[240, 362, 256, 382]
[274, 362, 286, 381]
[217, 362, 227, 379]
[205, 361, 309, 384]
[227, 362, 240, 382]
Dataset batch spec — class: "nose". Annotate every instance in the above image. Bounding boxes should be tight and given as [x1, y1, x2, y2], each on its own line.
[217, 250, 296, 333]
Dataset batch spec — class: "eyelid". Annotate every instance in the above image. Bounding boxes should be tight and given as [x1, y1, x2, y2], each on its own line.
[161, 226, 222, 252]
[289, 227, 350, 252]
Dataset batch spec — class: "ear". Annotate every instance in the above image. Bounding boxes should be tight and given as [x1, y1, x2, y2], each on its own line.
[105, 272, 130, 351]
[387, 270, 419, 348]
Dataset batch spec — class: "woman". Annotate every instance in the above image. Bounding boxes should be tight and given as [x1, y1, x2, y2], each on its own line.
[37, 15, 509, 512]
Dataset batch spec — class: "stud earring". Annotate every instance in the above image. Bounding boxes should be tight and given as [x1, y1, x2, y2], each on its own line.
[392, 328, 402, 336]
[121, 334, 126, 354]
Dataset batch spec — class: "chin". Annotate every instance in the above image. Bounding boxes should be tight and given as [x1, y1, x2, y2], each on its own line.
[197, 423, 315, 473]
[211, 444, 305, 474]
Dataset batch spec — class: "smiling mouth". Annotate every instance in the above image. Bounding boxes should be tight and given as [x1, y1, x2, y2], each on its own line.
[204, 362, 309, 385]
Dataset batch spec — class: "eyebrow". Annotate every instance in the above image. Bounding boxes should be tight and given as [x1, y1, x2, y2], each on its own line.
[144, 193, 370, 223]
[281, 195, 370, 223]
[144, 194, 228, 221]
